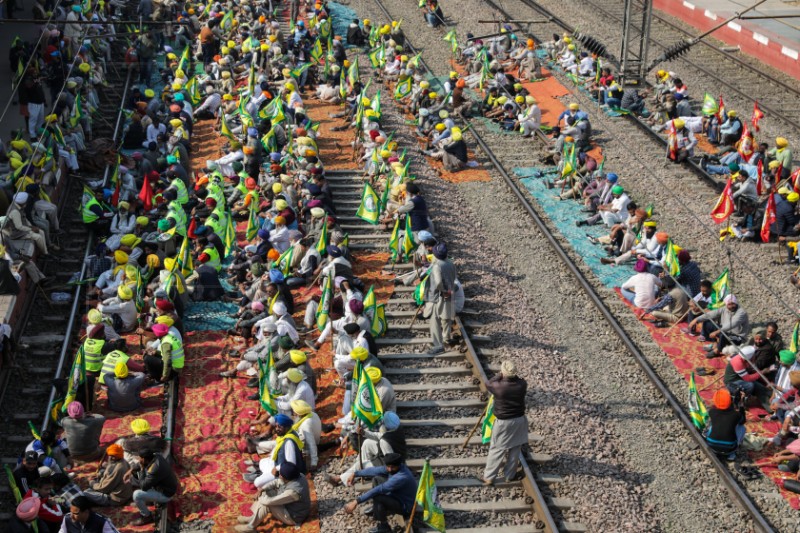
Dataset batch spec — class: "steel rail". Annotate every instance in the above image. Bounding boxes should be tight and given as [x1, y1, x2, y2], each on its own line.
[368, 2, 567, 532]
[41, 66, 134, 434]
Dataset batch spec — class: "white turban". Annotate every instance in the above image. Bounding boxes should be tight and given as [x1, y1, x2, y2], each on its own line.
[13, 192, 28, 205]
[272, 301, 287, 316]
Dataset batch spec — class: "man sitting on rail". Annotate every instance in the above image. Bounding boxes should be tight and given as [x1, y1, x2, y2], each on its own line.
[343, 452, 417, 533]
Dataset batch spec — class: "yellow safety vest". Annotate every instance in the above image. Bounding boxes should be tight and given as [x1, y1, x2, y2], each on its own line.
[162, 334, 185, 370]
[83, 338, 106, 372]
[202, 246, 221, 271]
[82, 196, 101, 224]
[171, 179, 189, 205]
[99, 350, 129, 385]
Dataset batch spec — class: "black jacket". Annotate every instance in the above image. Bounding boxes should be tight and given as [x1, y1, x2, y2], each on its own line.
[486, 374, 527, 419]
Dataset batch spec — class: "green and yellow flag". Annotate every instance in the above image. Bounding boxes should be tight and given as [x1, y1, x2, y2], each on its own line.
[4, 464, 22, 504]
[221, 10, 234, 30]
[316, 219, 329, 255]
[186, 76, 202, 105]
[261, 128, 277, 153]
[356, 182, 380, 224]
[224, 214, 237, 257]
[177, 234, 193, 277]
[370, 303, 387, 337]
[402, 215, 417, 259]
[220, 114, 235, 140]
[389, 217, 402, 262]
[316, 272, 333, 331]
[257, 356, 278, 415]
[276, 245, 294, 276]
[394, 77, 412, 100]
[687, 372, 709, 431]
[368, 43, 385, 68]
[413, 268, 431, 305]
[708, 268, 730, 309]
[63, 346, 87, 411]
[416, 460, 446, 533]
[791, 321, 799, 353]
[702, 92, 719, 117]
[481, 395, 496, 444]
[347, 57, 360, 88]
[69, 94, 84, 127]
[178, 44, 191, 73]
[245, 201, 259, 241]
[443, 29, 458, 53]
[353, 363, 384, 428]
[664, 238, 681, 277]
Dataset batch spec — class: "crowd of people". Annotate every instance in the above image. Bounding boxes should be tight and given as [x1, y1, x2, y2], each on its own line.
[460, 27, 800, 469]
[4, 0, 537, 532]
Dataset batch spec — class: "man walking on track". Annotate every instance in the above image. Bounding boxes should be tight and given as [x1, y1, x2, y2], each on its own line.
[483, 361, 528, 485]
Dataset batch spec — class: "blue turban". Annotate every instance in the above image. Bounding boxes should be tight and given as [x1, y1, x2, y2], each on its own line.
[270, 152, 281, 161]
[269, 269, 285, 283]
[432, 243, 448, 260]
[194, 225, 209, 236]
[327, 245, 341, 258]
[382, 411, 400, 431]
[257, 229, 270, 240]
[273, 414, 293, 427]
[305, 183, 321, 196]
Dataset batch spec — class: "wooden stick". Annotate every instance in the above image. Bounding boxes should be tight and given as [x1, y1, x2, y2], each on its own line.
[404, 497, 419, 533]
[663, 309, 691, 335]
[461, 412, 485, 450]
[699, 372, 724, 391]
[94, 451, 107, 476]
[407, 303, 424, 331]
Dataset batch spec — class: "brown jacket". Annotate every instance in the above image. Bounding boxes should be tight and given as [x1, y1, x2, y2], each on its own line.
[91, 458, 132, 503]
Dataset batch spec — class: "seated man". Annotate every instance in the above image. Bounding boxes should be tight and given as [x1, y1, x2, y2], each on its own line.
[126, 450, 179, 526]
[83, 444, 132, 506]
[60, 401, 105, 462]
[638, 277, 689, 327]
[328, 412, 405, 487]
[704, 388, 746, 460]
[104, 362, 145, 413]
[235, 462, 311, 532]
[343, 453, 417, 533]
[688, 294, 750, 358]
[248, 414, 307, 489]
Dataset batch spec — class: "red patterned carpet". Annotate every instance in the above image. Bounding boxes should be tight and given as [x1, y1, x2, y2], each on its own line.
[614, 289, 800, 508]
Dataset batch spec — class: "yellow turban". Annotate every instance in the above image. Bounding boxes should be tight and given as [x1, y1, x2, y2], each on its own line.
[87, 309, 103, 324]
[290, 399, 312, 415]
[114, 362, 129, 378]
[117, 284, 133, 300]
[120, 234, 140, 248]
[776, 137, 789, 148]
[286, 368, 304, 383]
[136, 216, 149, 226]
[290, 350, 307, 364]
[350, 347, 369, 361]
[366, 367, 382, 383]
[114, 250, 128, 263]
[155, 315, 174, 326]
[131, 418, 151, 435]
[146, 254, 160, 268]
[163, 257, 176, 271]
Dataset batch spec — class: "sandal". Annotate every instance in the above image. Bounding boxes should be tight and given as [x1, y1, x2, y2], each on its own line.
[695, 367, 716, 377]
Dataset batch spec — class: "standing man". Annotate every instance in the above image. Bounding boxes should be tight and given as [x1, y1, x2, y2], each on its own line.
[343, 453, 417, 533]
[483, 361, 528, 485]
[425, 243, 456, 355]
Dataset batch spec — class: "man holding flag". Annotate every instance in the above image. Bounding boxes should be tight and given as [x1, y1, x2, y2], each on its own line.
[343, 452, 417, 533]
[483, 361, 528, 485]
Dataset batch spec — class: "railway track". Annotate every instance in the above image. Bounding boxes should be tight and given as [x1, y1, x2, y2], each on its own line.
[327, 167, 582, 533]
[0, 16, 137, 523]
[364, 0, 777, 530]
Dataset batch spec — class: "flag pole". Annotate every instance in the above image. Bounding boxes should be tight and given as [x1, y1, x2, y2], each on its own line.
[404, 493, 419, 533]
[461, 411, 485, 450]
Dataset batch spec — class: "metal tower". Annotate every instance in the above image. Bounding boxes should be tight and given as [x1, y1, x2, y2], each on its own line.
[619, 0, 653, 88]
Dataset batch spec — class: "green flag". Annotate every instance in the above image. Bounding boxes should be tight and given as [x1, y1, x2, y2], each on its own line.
[69, 94, 84, 127]
[708, 268, 730, 309]
[261, 128, 277, 153]
[416, 460, 446, 533]
[316, 272, 333, 331]
[702, 93, 719, 117]
[368, 44, 385, 68]
[353, 363, 383, 428]
[664, 239, 681, 277]
[224, 213, 237, 257]
[687, 372, 709, 431]
[791, 322, 799, 353]
[371, 89, 382, 119]
[389, 217, 402, 262]
[348, 57, 360, 88]
[481, 395, 496, 444]
[276, 246, 294, 276]
[4, 465, 22, 504]
[186, 77, 202, 105]
[356, 182, 380, 224]
[220, 114, 235, 140]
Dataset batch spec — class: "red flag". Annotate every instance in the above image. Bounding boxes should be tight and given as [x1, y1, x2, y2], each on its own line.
[792, 169, 800, 194]
[667, 120, 678, 161]
[751, 101, 765, 132]
[187, 216, 198, 239]
[111, 180, 120, 207]
[776, 162, 784, 183]
[138, 178, 153, 211]
[761, 191, 776, 242]
[717, 95, 725, 123]
[711, 178, 734, 224]
[756, 160, 764, 196]
[737, 121, 753, 162]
